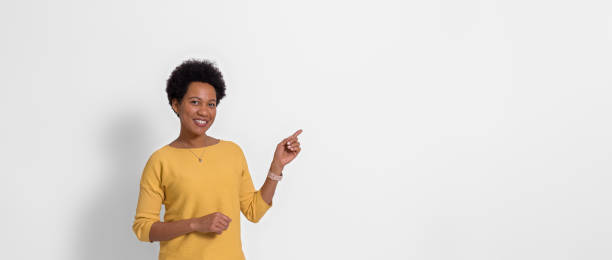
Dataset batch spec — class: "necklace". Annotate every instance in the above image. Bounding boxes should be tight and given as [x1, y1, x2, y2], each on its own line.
[178, 139, 205, 163]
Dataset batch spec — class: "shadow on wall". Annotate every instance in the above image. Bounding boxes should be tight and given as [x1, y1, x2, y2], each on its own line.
[74, 112, 159, 259]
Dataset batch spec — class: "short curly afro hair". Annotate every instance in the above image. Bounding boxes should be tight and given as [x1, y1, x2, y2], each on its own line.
[166, 59, 227, 113]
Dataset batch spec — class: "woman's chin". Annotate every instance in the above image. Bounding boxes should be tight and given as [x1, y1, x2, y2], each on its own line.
[183, 128, 206, 136]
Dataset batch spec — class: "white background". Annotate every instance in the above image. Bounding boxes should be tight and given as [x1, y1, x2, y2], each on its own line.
[1, 0, 611, 259]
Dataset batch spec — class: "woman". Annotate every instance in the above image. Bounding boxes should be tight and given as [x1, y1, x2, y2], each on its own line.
[132, 59, 302, 260]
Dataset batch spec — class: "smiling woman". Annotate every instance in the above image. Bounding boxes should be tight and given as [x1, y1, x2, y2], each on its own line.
[172, 81, 219, 144]
[131, 59, 303, 260]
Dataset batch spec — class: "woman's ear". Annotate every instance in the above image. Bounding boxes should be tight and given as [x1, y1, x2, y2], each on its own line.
[171, 99, 180, 117]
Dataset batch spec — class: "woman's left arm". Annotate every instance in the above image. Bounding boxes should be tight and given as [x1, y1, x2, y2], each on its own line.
[260, 129, 303, 205]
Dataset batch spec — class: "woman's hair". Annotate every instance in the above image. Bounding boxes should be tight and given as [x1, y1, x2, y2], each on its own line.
[166, 59, 227, 111]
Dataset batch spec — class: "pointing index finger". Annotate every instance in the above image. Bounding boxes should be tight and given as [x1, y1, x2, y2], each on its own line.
[292, 129, 303, 138]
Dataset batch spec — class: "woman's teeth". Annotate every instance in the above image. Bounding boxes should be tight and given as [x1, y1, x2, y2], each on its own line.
[195, 119, 207, 126]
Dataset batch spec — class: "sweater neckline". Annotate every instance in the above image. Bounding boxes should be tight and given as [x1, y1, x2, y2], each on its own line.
[165, 139, 224, 150]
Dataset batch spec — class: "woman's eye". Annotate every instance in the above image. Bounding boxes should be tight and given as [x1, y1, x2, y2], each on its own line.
[191, 101, 200, 105]
[209, 103, 216, 107]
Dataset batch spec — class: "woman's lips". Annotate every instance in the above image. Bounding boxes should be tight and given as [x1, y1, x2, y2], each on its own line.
[194, 119, 208, 127]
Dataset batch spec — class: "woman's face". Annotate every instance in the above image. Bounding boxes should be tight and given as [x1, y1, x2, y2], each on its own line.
[172, 82, 217, 137]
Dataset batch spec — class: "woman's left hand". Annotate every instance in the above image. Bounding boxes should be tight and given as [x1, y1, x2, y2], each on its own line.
[272, 129, 303, 169]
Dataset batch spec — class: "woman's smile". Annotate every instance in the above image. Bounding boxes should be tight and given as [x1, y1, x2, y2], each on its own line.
[193, 119, 208, 127]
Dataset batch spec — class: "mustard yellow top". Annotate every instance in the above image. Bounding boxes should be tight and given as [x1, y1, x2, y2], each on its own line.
[132, 140, 272, 260]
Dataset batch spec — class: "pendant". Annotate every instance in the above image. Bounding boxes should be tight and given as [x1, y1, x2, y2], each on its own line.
[198, 158, 202, 163]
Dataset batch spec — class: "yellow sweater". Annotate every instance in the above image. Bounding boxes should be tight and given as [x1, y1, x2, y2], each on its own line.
[132, 140, 272, 260]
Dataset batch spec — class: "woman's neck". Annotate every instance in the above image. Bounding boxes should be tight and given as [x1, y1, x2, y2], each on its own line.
[175, 131, 217, 148]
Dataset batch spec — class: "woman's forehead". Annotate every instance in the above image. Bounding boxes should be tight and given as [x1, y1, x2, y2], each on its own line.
[186, 82, 217, 98]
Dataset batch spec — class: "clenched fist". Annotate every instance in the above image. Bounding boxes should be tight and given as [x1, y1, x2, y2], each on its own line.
[190, 212, 232, 235]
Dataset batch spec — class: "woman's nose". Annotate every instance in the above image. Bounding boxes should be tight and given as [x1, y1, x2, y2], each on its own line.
[197, 107, 211, 117]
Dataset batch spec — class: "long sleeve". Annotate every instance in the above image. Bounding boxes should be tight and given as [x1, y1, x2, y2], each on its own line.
[237, 146, 272, 223]
[132, 154, 164, 242]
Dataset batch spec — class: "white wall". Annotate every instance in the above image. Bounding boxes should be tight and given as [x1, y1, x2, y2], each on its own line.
[1, 0, 611, 259]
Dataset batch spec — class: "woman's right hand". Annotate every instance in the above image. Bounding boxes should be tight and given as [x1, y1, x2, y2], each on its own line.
[190, 212, 232, 234]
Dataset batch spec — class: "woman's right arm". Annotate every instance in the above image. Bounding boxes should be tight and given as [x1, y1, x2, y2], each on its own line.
[132, 155, 165, 242]
[149, 212, 232, 241]
[149, 219, 194, 241]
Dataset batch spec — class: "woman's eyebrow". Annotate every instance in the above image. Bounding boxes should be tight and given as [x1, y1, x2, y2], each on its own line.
[188, 97, 216, 102]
